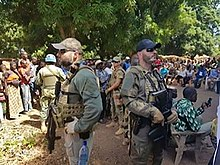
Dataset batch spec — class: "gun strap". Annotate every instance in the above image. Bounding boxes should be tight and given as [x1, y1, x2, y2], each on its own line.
[144, 73, 158, 91]
[46, 66, 61, 80]
[152, 70, 167, 90]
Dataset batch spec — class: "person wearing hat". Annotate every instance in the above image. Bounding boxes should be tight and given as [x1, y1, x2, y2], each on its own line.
[106, 56, 126, 136]
[35, 54, 66, 133]
[121, 39, 178, 164]
[51, 38, 102, 165]
[95, 60, 110, 123]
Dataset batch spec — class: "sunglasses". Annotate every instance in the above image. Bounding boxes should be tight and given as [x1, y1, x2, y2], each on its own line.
[58, 49, 76, 54]
[146, 48, 155, 52]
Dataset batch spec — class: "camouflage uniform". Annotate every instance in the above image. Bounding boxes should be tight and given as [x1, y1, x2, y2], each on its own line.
[111, 66, 125, 128]
[35, 65, 65, 120]
[64, 65, 102, 165]
[107, 72, 116, 121]
[121, 66, 167, 165]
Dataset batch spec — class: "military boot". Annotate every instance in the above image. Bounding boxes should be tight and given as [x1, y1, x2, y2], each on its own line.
[41, 121, 47, 133]
[115, 127, 124, 136]
[106, 121, 117, 128]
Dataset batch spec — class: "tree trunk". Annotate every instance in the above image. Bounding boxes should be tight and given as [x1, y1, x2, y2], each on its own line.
[58, 24, 66, 39]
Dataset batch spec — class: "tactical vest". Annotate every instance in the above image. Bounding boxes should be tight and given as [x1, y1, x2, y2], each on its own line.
[130, 66, 174, 118]
[130, 66, 165, 101]
[53, 65, 98, 128]
[42, 66, 60, 89]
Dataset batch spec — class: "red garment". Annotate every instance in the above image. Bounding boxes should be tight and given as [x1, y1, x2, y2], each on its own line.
[18, 67, 30, 85]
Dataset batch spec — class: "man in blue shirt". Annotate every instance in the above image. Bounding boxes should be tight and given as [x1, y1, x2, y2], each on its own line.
[122, 56, 131, 71]
[95, 60, 110, 123]
[194, 65, 207, 88]
[207, 65, 220, 90]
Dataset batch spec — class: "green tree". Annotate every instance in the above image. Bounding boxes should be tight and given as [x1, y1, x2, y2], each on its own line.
[164, 0, 220, 56]
[0, 0, 219, 58]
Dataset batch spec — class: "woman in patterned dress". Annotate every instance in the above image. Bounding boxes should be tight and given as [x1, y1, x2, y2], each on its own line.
[5, 61, 24, 119]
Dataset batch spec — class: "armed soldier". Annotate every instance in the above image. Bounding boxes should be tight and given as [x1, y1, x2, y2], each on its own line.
[121, 39, 178, 165]
[52, 38, 102, 165]
[106, 56, 126, 136]
[35, 54, 66, 133]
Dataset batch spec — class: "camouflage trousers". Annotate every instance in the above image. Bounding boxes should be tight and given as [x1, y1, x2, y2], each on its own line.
[130, 124, 163, 165]
[110, 94, 116, 120]
[40, 89, 55, 121]
[112, 90, 125, 127]
[123, 108, 130, 139]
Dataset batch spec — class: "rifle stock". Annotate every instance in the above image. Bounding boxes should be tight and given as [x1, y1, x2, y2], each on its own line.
[46, 104, 57, 154]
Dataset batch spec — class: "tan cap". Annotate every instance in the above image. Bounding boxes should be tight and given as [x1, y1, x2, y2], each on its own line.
[52, 38, 82, 53]
[95, 60, 103, 66]
[112, 56, 121, 62]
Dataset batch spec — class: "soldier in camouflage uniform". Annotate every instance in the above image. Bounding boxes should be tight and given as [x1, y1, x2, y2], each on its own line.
[52, 38, 102, 165]
[122, 54, 139, 146]
[35, 54, 66, 133]
[106, 56, 125, 136]
[121, 39, 178, 165]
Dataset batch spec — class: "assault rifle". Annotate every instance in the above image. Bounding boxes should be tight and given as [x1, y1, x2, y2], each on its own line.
[46, 81, 61, 154]
[46, 104, 57, 154]
[131, 88, 177, 144]
[151, 89, 172, 119]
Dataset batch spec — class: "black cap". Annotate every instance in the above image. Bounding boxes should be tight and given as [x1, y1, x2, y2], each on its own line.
[136, 39, 161, 52]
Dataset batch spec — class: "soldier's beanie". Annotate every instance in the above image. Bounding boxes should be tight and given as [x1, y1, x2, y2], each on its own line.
[52, 38, 82, 53]
[136, 39, 161, 52]
[183, 87, 197, 100]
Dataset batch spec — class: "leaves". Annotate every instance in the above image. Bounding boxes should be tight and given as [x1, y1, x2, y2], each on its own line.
[0, 0, 219, 58]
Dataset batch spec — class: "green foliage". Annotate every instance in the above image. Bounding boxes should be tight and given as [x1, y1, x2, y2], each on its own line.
[0, 0, 219, 58]
[31, 44, 48, 59]
[38, 0, 116, 37]
[0, 19, 25, 57]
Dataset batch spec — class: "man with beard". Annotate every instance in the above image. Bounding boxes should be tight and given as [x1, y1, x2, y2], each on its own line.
[121, 39, 178, 165]
[52, 38, 102, 165]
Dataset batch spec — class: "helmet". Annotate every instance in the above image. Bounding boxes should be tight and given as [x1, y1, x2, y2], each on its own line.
[45, 54, 56, 63]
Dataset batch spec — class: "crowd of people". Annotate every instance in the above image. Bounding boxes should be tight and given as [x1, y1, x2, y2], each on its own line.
[0, 50, 44, 123]
[156, 56, 220, 90]
[0, 37, 219, 165]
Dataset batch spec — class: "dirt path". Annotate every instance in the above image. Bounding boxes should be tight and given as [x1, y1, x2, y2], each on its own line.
[0, 85, 219, 165]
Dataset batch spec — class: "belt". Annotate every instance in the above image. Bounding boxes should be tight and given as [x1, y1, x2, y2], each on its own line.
[61, 91, 75, 95]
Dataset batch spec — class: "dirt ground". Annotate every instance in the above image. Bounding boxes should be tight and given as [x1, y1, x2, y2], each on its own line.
[0, 85, 219, 165]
